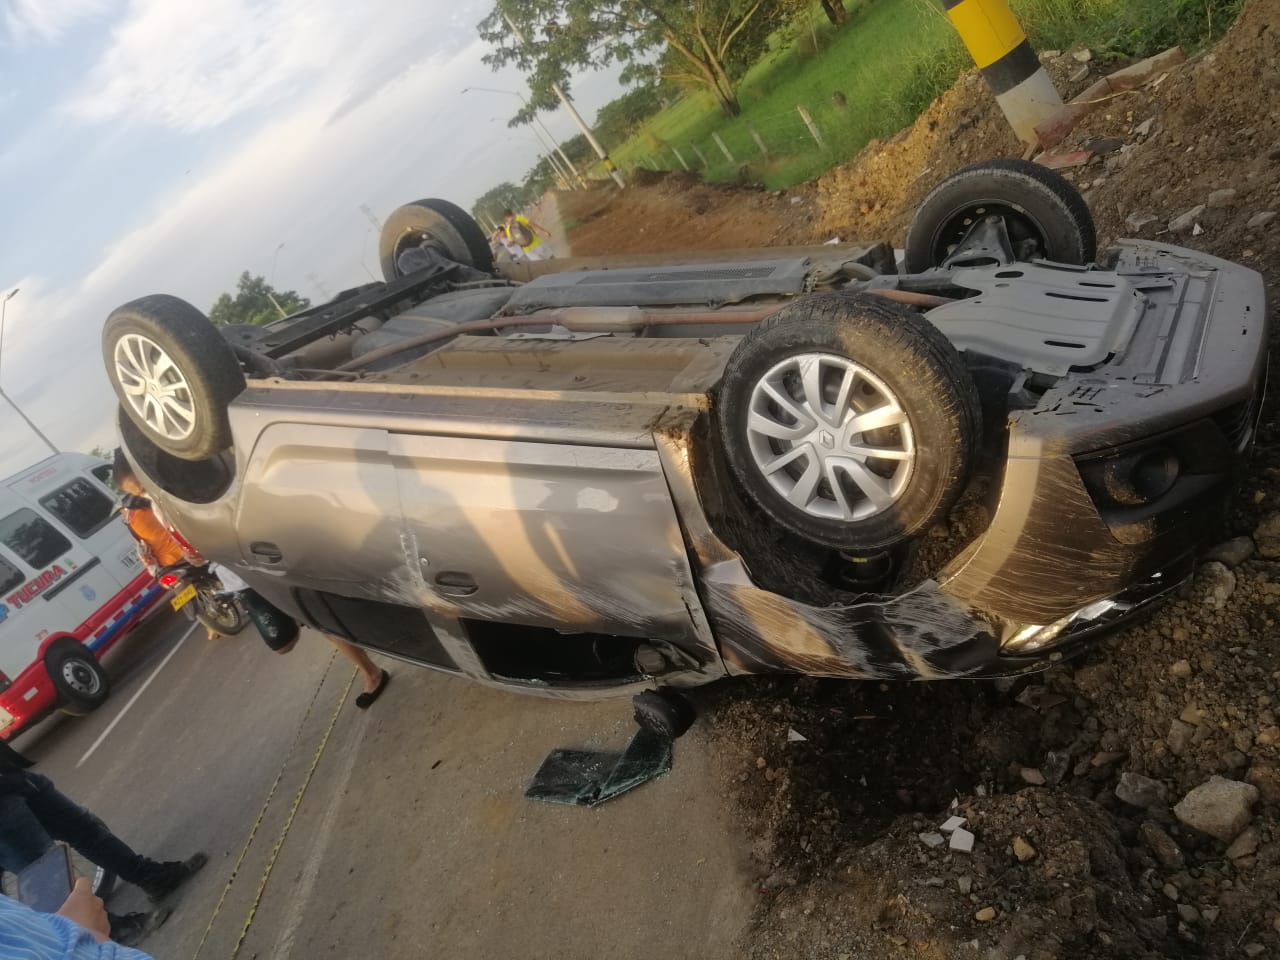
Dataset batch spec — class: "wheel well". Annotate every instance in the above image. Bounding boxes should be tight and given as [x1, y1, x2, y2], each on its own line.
[41, 635, 88, 664]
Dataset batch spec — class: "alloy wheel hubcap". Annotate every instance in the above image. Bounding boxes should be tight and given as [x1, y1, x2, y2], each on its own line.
[115, 333, 196, 441]
[745, 353, 915, 523]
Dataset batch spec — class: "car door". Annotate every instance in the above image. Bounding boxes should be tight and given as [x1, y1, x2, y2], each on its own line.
[389, 433, 703, 645]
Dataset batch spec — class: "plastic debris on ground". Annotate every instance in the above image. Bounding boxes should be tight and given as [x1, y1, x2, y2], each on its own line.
[525, 728, 673, 807]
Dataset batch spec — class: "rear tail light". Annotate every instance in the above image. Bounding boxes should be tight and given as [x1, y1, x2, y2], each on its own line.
[159, 573, 181, 588]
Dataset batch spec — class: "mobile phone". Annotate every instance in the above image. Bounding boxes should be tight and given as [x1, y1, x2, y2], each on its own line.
[16, 844, 75, 914]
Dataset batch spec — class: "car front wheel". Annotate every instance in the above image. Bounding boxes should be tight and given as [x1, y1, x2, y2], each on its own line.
[716, 293, 981, 553]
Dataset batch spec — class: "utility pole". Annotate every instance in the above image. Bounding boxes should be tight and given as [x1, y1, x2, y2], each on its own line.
[306, 272, 332, 299]
[501, 12, 625, 188]
[358, 204, 382, 231]
[940, 0, 1061, 145]
[0, 289, 58, 456]
[464, 87, 585, 187]
[269, 241, 287, 317]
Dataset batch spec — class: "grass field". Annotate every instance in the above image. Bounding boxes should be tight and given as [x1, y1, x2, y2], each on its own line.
[604, 0, 1243, 190]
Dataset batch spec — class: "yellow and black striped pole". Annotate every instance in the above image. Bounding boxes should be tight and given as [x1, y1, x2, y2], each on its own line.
[943, 0, 1063, 146]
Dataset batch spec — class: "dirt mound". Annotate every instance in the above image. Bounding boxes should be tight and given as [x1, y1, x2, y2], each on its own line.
[1055, 0, 1280, 270]
[560, 2, 1280, 956]
[557, 173, 819, 256]
[810, 54, 1103, 246]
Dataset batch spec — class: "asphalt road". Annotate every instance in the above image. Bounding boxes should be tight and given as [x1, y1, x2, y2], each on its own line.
[13, 608, 754, 960]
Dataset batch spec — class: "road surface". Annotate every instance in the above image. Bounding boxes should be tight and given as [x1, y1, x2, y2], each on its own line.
[14, 608, 755, 959]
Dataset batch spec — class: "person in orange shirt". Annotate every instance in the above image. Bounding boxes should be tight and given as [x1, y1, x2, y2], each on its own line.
[118, 493, 199, 575]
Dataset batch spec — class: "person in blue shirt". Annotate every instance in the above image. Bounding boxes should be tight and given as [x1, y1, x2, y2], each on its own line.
[1, 880, 156, 959]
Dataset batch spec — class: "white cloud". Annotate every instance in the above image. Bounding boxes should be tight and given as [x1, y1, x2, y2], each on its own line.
[2, 0, 110, 43]
[64, 0, 474, 132]
[67, 0, 346, 130]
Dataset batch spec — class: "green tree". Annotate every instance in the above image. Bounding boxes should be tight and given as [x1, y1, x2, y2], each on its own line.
[480, 0, 803, 119]
[208, 272, 311, 328]
[593, 82, 668, 144]
[473, 181, 530, 227]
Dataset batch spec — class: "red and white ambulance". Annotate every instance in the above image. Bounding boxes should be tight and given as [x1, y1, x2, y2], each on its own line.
[0, 452, 167, 738]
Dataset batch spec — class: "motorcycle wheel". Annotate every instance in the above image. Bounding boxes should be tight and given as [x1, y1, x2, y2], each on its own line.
[196, 590, 248, 636]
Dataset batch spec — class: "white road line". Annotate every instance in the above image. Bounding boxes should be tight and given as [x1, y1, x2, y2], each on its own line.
[76, 622, 198, 769]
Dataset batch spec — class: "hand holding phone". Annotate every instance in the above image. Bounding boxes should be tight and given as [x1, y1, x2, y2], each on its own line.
[56, 878, 110, 943]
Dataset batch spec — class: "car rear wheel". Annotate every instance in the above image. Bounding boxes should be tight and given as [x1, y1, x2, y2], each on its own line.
[904, 158, 1096, 272]
[716, 293, 981, 553]
[47, 643, 111, 716]
[103, 296, 245, 461]
[379, 199, 494, 281]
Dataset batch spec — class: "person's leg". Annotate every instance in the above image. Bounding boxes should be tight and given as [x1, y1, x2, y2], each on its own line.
[20, 773, 206, 898]
[0, 790, 57, 874]
[327, 637, 384, 694]
[19, 774, 153, 883]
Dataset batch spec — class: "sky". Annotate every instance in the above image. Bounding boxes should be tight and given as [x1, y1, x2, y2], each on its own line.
[0, 0, 627, 477]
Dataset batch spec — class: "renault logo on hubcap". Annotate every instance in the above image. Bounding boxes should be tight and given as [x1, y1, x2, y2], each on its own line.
[818, 430, 835, 448]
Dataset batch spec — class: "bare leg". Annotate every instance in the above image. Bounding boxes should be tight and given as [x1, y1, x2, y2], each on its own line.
[328, 637, 383, 694]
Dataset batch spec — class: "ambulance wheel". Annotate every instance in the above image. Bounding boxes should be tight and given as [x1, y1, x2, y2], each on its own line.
[47, 642, 111, 716]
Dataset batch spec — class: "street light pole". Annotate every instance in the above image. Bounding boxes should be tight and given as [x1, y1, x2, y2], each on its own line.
[0, 289, 58, 457]
[500, 12, 626, 188]
[463, 86, 586, 188]
[268, 242, 287, 318]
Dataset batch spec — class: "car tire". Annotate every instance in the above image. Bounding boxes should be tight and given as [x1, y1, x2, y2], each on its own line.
[903, 158, 1096, 272]
[103, 296, 246, 461]
[46, 643, 111, 716]
[632, 689, 697, 740]
[379, 199, 494, 281]
[716, 293, 981, 553]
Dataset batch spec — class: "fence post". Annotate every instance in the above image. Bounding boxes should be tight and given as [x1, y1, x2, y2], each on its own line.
[797, 105, 825, 149]
[711, 132, 736, 164]
[748, 125, 770, 159]
[690, 143, 710, 168]
[670, 145, 691, 171]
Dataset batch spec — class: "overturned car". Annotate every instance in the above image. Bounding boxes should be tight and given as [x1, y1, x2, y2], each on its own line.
[105, 159, 1268, 699]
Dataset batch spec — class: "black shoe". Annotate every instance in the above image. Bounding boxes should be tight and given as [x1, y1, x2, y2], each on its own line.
[110, 908, 171, 946]
[139, 852, 209, 901]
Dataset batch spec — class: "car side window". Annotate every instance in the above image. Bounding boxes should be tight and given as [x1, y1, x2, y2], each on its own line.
[0, 554, 21, 594]
[0, 509, 72, 570]
[38, 478, 116, 539]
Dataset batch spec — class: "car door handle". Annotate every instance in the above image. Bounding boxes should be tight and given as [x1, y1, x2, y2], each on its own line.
[249, 541, 284, 564]
[433, 571, 478, 597]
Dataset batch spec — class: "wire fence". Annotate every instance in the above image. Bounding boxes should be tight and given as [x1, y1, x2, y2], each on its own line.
[582, 93, 884, 188]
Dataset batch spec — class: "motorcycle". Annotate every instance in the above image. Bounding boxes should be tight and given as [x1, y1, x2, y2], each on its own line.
[157, 562, 248, 637]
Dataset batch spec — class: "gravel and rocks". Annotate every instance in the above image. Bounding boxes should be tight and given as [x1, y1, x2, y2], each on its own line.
[1172, 777, 1258, 842]
[1168, 205, 1206, 234]
[1115, 772, 1167, 808]
[1204, 536, 1255, 568]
